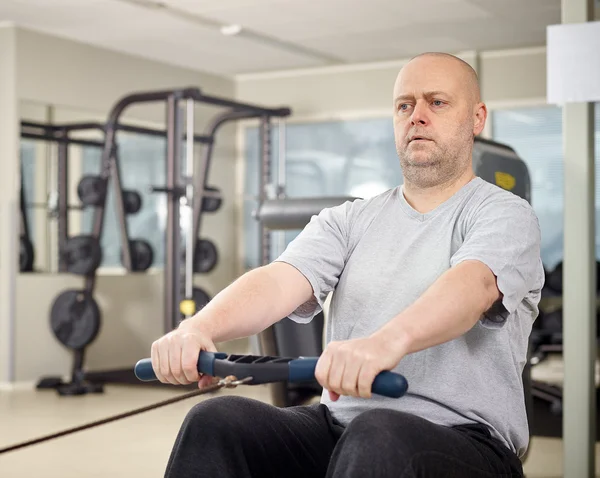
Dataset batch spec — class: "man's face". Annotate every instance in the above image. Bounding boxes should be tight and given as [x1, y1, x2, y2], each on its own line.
[392, 55, 486, 188]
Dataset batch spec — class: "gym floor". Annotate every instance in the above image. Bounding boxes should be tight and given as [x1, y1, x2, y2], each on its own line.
[0, 356, 598, 478]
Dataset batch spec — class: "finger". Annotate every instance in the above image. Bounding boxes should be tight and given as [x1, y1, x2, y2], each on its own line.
[341, 354, 361, 397]
[168, 335, 188, 385]
[158, 336, 179, 385]
[180, 336, 200, 384]
[357, 364, 375, 399]
[327, 353, 346, 397]
[329, 390, 340, 401]
[198, 374, 215, 389]
[151, 341, 166, 383]
[315, 350, 333, 391]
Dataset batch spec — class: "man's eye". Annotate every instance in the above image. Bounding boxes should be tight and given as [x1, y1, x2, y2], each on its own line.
[432, 100, 443, 106]
[399, 104, 409, 111]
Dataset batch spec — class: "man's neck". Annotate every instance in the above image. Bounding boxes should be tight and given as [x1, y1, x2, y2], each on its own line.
[402, 170, 476, 214]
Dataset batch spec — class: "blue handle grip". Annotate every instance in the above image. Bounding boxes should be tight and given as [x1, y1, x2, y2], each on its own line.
[135, 353, 409, 399]
[134, 358, 156, 381]
[134, 352, 226, 381]
[288, 358, 408, 398]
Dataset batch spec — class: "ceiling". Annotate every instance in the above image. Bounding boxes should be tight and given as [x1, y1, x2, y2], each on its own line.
[0, 0, 584, 77]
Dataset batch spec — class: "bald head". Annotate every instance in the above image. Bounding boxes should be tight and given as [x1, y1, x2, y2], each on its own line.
[406, 52, 481, 105]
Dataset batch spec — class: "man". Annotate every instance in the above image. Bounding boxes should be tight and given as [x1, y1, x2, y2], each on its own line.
[151, 52, 544, 478]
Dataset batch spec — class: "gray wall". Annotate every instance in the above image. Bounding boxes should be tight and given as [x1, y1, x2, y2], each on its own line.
[7, 27, 239, 383]
[0, 26, 19, 384]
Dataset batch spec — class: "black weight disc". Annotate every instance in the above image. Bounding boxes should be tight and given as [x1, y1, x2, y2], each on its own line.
[61, 235, 102, 276]
[123, 190, 142, 215]
[194, 239, 218, 273]
[19, 235, 34, 272]
[122, 239, 154, 271]
[77, 175, 106, 207]
[202, 186, 222, 213]
[50, 289, 101, 350]
[193, 287, 211, 310]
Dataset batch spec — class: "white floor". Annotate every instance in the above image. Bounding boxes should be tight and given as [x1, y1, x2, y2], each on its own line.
[0, 380, 598, 478]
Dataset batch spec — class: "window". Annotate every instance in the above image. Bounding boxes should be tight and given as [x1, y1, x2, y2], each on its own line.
[492, 105, 600, 271]
[243, 117, 402, 269]
[81, 132, 167, 268]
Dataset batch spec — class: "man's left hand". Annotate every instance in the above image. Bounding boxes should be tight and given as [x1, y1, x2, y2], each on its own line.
[314, 334, 406, 401]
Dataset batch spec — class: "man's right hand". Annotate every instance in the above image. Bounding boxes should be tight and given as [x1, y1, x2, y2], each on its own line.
[151, 322, 218, 389]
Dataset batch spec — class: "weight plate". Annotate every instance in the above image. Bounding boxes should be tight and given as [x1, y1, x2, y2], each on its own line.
[50, 289, 101, 350]
[194, 239, 218, 273]
[123, 190, 142, 215]
[19, 235, 34, 272]
[61, 235, 102, 276]
[180, 287, 211, 320]
[202, 186, 222, 213]
[122, 239, 154, 272]
[77, 175, 106, 207]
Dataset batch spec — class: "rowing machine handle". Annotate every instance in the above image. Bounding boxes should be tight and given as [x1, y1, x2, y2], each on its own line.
[287, 357, 408, 398]
[134, 352, 408, 399]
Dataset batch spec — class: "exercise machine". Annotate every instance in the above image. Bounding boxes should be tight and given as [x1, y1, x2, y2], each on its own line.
[31, 87, 290, 395]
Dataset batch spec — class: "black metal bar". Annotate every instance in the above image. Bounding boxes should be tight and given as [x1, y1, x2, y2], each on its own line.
[165, 94, 183, 333]
[110, 146, 132, 272]
[19, 163, 30, 239]
[57, 130, 69, 273]
[22, 120, 212, 144]
[259, 116, 272, 266]
[86, 125, 116, 292]
[192, 109, 272, 245]
[105, 88, 200, 130]
[199, 93, 291, 117]
[21, 131, 105, 148]
[117, 123, 212, 144]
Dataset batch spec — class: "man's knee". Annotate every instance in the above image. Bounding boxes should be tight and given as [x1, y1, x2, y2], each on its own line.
[181, 395, 258, 439]
[341, 408, 430, 457]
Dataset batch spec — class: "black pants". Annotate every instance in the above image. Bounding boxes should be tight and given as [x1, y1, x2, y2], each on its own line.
[165, 396, 524, 478]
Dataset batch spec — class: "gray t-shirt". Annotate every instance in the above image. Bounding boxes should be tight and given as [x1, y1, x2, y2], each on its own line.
[275, 176, 544, 458]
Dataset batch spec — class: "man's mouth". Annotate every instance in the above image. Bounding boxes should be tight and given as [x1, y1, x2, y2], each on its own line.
[409, 136, 431, 143]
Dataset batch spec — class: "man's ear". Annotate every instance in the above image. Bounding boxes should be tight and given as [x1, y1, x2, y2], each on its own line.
[473, 102, 488, 136]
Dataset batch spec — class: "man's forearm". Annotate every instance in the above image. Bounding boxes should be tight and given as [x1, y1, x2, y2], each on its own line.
[179, 263, 312, 343]
[373, 260, 501, 356]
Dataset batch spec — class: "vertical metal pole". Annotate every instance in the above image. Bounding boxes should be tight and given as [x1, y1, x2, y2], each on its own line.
[259, 117, 272, 267]
[277, 119, 287, 255]
[165, 94, 182, 332]
[86, 125, 116, 292]
[57, 131, 69, 272]
[19, 164, 29, 240]
[111, 143, 133, 271]
[561, 0, 596, 471]
[184, 99, 195, 310]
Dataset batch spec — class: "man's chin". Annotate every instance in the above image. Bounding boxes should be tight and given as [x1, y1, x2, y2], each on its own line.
[404, 156, 439, 167]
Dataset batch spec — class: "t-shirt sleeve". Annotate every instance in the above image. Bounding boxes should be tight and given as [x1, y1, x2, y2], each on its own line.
[450, 196, 542, 328]
[273, 201, 357, 324]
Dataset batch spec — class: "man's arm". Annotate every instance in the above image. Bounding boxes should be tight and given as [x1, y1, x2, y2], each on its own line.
[182, 262, 314, 342]
[315, 260, 501, 400]
[373, 259, 500, 355]
[152, 262, 314, 386]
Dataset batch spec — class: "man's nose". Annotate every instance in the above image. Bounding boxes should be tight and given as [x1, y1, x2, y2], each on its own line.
[411, 101, 429, 126]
